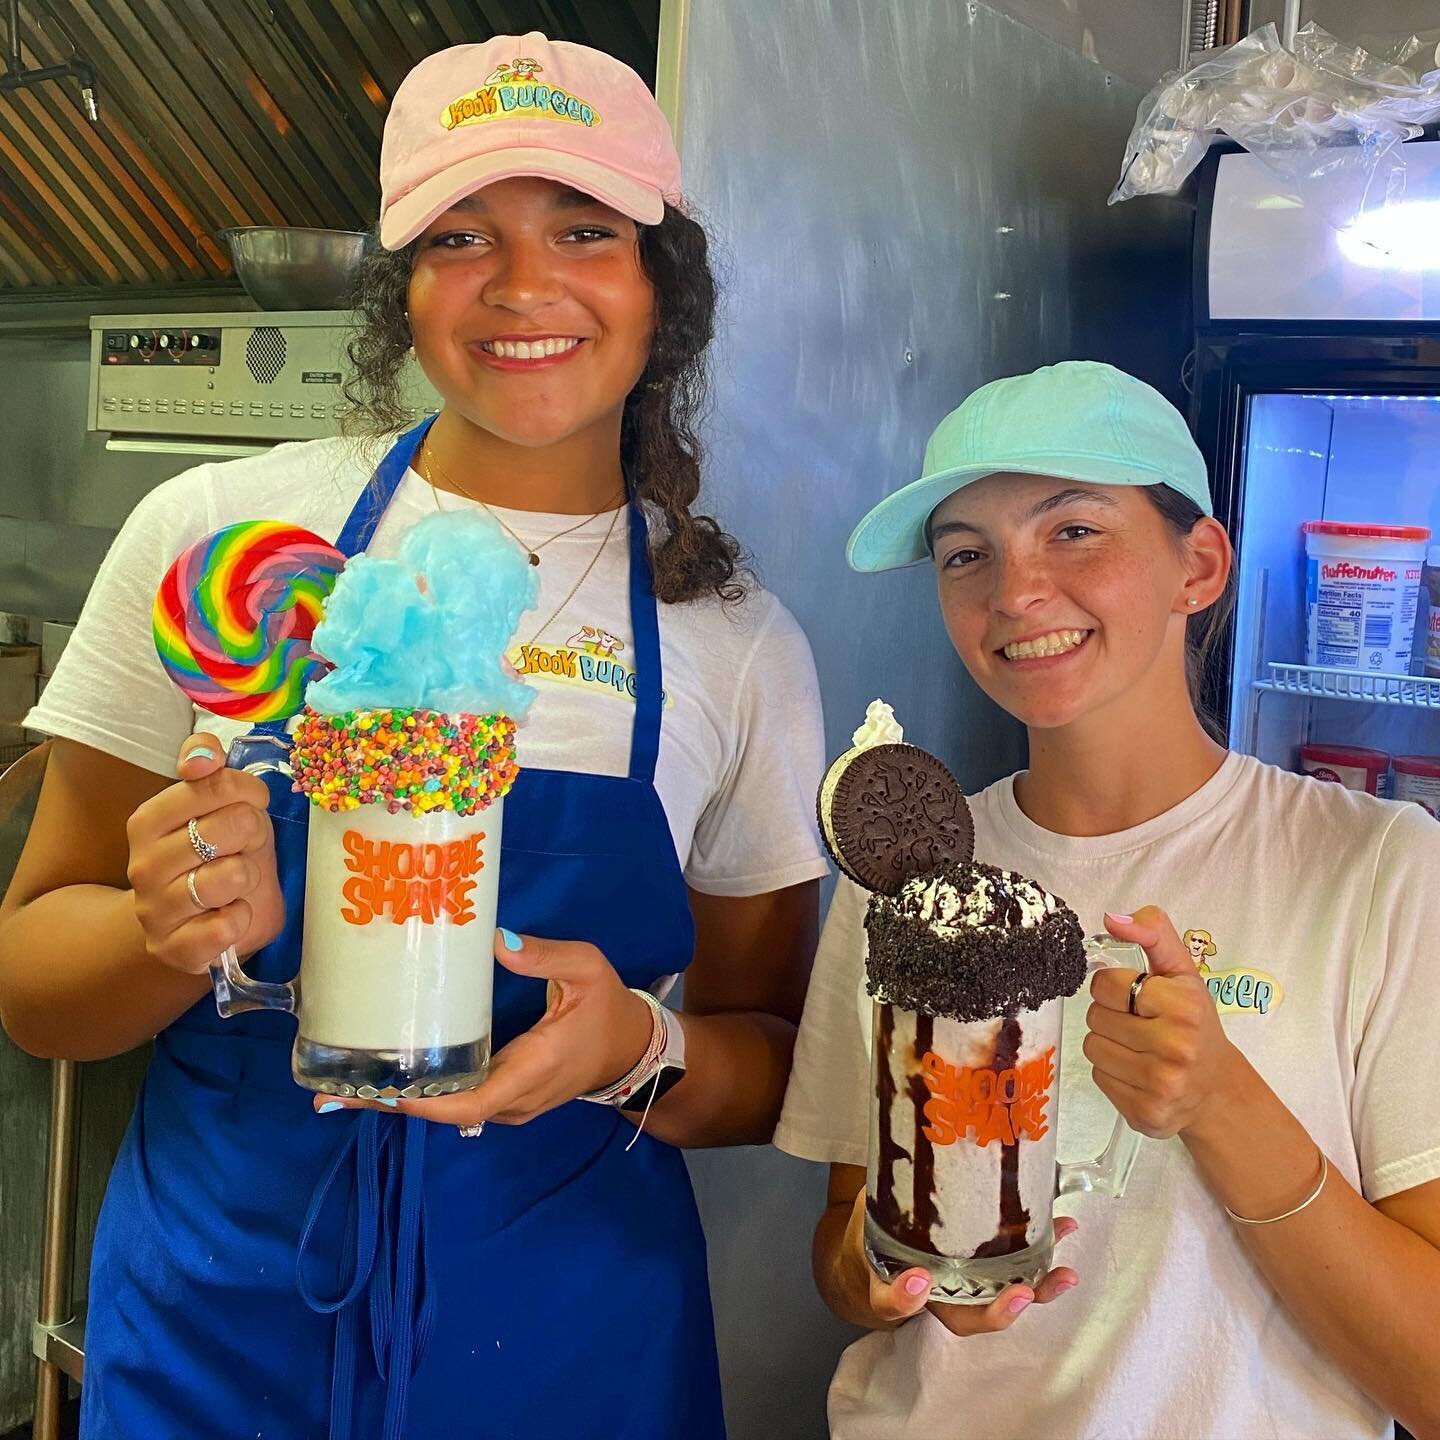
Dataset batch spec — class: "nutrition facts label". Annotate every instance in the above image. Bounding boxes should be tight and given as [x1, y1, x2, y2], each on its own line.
[1306, 556, 1421, 672]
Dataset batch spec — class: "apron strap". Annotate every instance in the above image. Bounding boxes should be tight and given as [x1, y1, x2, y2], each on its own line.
[296, 1113, 434, 1440]
[626, 498, 664, 785]
[336, 415, 438, 557]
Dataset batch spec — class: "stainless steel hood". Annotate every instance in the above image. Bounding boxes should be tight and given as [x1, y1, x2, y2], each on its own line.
[0, 0, 660, 298]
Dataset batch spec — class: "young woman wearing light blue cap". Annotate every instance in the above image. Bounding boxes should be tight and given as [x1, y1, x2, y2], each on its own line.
[776, 361, 1440, 1439]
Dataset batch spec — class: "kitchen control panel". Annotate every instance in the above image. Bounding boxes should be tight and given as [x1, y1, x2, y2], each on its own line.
[89, 312, 437, 447]
[100, 328, 221, 364]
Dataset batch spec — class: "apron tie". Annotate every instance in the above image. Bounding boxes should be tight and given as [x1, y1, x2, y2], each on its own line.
[298, 1112, 435, 1440]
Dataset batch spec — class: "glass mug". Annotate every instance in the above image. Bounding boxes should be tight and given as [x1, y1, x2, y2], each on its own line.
[208, 731, 498, 1097]
[865, 936, 1146, 1302]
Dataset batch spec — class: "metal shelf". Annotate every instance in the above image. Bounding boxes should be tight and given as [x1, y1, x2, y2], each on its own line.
[1253, 662, 1440, 709]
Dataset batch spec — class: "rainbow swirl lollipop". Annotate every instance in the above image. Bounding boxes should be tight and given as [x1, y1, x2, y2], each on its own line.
[153, 521, 347, 722]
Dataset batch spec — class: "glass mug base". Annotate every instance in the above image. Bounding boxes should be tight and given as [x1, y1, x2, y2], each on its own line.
[864, 1211, 1055, 1305]
[295, 1032, 492, 1099]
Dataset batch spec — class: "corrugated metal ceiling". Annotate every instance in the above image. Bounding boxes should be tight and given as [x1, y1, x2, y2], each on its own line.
[0, 0, 658, 296]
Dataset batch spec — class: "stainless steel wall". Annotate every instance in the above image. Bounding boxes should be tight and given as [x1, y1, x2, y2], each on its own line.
[676, 2, 1190, 1436]
[0, 335, 185, 619]
[0, 338, 210, 1431]
[1250, 0, 1440, 46]
[990, 0, 1186, 83]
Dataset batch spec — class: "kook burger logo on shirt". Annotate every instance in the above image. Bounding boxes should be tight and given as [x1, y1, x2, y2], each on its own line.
[1184, 926, 1284, 1015]
[441, 57, 601, 130]
[510, 622, 672, 708]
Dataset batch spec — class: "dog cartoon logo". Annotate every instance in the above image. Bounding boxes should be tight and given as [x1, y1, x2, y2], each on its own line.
[1184, 928, 1217, 977]
[484, 57, 543, 87]
[566, 625, 625, 658]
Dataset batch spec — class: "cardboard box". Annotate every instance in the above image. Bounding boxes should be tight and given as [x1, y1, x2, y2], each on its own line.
[40, 621, 75, 675]
[0, 646, 40, 733]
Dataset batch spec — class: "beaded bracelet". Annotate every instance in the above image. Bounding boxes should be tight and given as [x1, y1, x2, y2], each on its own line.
[578, 989, 667, 1107]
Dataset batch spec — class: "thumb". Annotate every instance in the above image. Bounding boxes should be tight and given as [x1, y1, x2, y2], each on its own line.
[177, 732, 227, 779]
[493, 929, 609, 983]
[1104, 906, 1193, 978]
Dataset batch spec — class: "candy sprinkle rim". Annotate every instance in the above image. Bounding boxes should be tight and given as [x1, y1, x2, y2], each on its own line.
[290, 707, 518, 817]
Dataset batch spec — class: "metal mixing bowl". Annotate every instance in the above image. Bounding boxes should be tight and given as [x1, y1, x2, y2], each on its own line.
[218, 226, 371, 310]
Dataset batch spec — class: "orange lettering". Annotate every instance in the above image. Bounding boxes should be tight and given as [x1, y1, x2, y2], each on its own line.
[337, 829, 487, 927]
[919, 1047, 1054, 1150]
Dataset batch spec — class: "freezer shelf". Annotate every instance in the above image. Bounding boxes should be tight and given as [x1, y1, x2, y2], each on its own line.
[1253, 662, 1440, 709]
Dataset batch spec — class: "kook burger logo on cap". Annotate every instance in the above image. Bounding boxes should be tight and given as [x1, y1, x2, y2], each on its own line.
[441, 55, 601, 130]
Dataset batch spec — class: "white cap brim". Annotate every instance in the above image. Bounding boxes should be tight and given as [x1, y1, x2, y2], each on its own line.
[380, 147, 666, 249]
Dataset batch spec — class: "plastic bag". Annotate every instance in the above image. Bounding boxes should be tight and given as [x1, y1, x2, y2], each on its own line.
[1110, 23, 1440, 229]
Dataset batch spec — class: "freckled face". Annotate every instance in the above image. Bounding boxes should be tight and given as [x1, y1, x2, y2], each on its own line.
[929, 473, 1191, 731]
[405, 176, 656, 449]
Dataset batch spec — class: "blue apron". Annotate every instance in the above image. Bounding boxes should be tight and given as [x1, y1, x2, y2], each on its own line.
[81, 421, 726, 1440]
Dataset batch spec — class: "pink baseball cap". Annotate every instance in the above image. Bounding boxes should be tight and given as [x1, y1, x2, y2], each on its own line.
[379, 33, 682, 250]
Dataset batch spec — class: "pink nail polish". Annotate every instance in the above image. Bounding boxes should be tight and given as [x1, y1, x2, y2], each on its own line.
[904, 1274, 930, 1297]
[1105, 912, 1134, 925]
[1007, 1294, 1032, 1314]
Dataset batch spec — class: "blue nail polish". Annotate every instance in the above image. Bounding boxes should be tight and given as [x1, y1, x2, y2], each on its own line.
[187, 746, 218, 763]
[377, 1097, 399, 1108]
[499, 927, 522, 951]
[317, 1101, 344, 1114]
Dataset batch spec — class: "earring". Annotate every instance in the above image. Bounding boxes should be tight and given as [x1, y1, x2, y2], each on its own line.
[1186, 598, 1199, 607]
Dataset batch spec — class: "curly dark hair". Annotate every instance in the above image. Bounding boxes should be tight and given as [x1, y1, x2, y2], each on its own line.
[341, 205, 746, 606]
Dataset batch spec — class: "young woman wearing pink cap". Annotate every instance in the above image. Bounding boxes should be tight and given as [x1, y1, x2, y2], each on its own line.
[2, 35, 827, 1440]
[778, 364, 1440, 1439]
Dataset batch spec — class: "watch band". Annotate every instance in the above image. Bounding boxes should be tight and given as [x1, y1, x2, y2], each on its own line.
[617, 1004, 687, 1113]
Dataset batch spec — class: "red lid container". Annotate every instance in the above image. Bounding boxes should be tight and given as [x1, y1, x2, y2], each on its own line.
[1299, 743, 1391, 795]
[1300, 743, 1389, 769]
[1301, 521, 1432, 542]
[1394, 755, 1440, 778]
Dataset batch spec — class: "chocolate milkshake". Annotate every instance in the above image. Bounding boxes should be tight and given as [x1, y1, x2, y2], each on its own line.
[819, 707, 1143, 1301]
[863, 862, 1088, 1300]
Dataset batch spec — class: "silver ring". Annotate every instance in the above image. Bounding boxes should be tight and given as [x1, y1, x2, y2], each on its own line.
[457, 1123, 485, 1139]
[185, 867, 207, 910]
[1127, 972, 1150, 1016]
[187, 817, 218, 864]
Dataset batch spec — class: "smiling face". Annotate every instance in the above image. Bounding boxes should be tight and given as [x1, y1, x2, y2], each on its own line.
[405, 176, 656, 451]
[929, 473, 1214, 734]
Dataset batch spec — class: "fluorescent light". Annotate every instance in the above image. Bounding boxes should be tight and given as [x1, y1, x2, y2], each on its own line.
[1336, 201, 1440, 271]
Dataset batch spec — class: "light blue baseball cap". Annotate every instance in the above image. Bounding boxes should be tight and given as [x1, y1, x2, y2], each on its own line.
[846, 361, 1213, 573]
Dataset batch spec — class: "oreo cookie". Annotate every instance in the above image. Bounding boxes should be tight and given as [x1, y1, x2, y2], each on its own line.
[818, 742, 974, 895]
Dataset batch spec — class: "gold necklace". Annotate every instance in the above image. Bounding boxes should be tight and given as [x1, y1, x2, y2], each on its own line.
[520, 500, 624, 649]
[421, 441, 619, 566]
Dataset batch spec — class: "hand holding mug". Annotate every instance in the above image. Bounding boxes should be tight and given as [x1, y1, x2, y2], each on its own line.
[314, 930, 654, 1126]
[126, 733, 284, 974]
[844, 1183, 1081, 1336]
[1084, 907, 1242, 1139]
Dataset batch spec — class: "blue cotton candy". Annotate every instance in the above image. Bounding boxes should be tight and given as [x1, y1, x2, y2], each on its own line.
[307, 510, 539, 718]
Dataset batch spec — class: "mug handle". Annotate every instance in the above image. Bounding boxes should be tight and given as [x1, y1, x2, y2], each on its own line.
[208, 731, 297, 1020]
[1055, 935, 1149, 1200]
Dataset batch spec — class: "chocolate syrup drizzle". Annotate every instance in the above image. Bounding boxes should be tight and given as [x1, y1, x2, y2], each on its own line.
[870, 1005, 910, 1242]
[972, 1012, 1031, 1259]
[869, 1008, 937, 1252]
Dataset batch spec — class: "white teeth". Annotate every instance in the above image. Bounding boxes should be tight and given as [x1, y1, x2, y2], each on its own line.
[483, 338, 580, 360]
[1003, 629, 1087, 661]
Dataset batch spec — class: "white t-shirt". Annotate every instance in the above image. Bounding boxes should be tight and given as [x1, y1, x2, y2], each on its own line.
[27, 435, 830, 898]
[776, 752, 1440, 1440]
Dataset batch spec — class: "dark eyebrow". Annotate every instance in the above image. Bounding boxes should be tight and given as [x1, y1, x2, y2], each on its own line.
[927, 486, 1118, 549]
